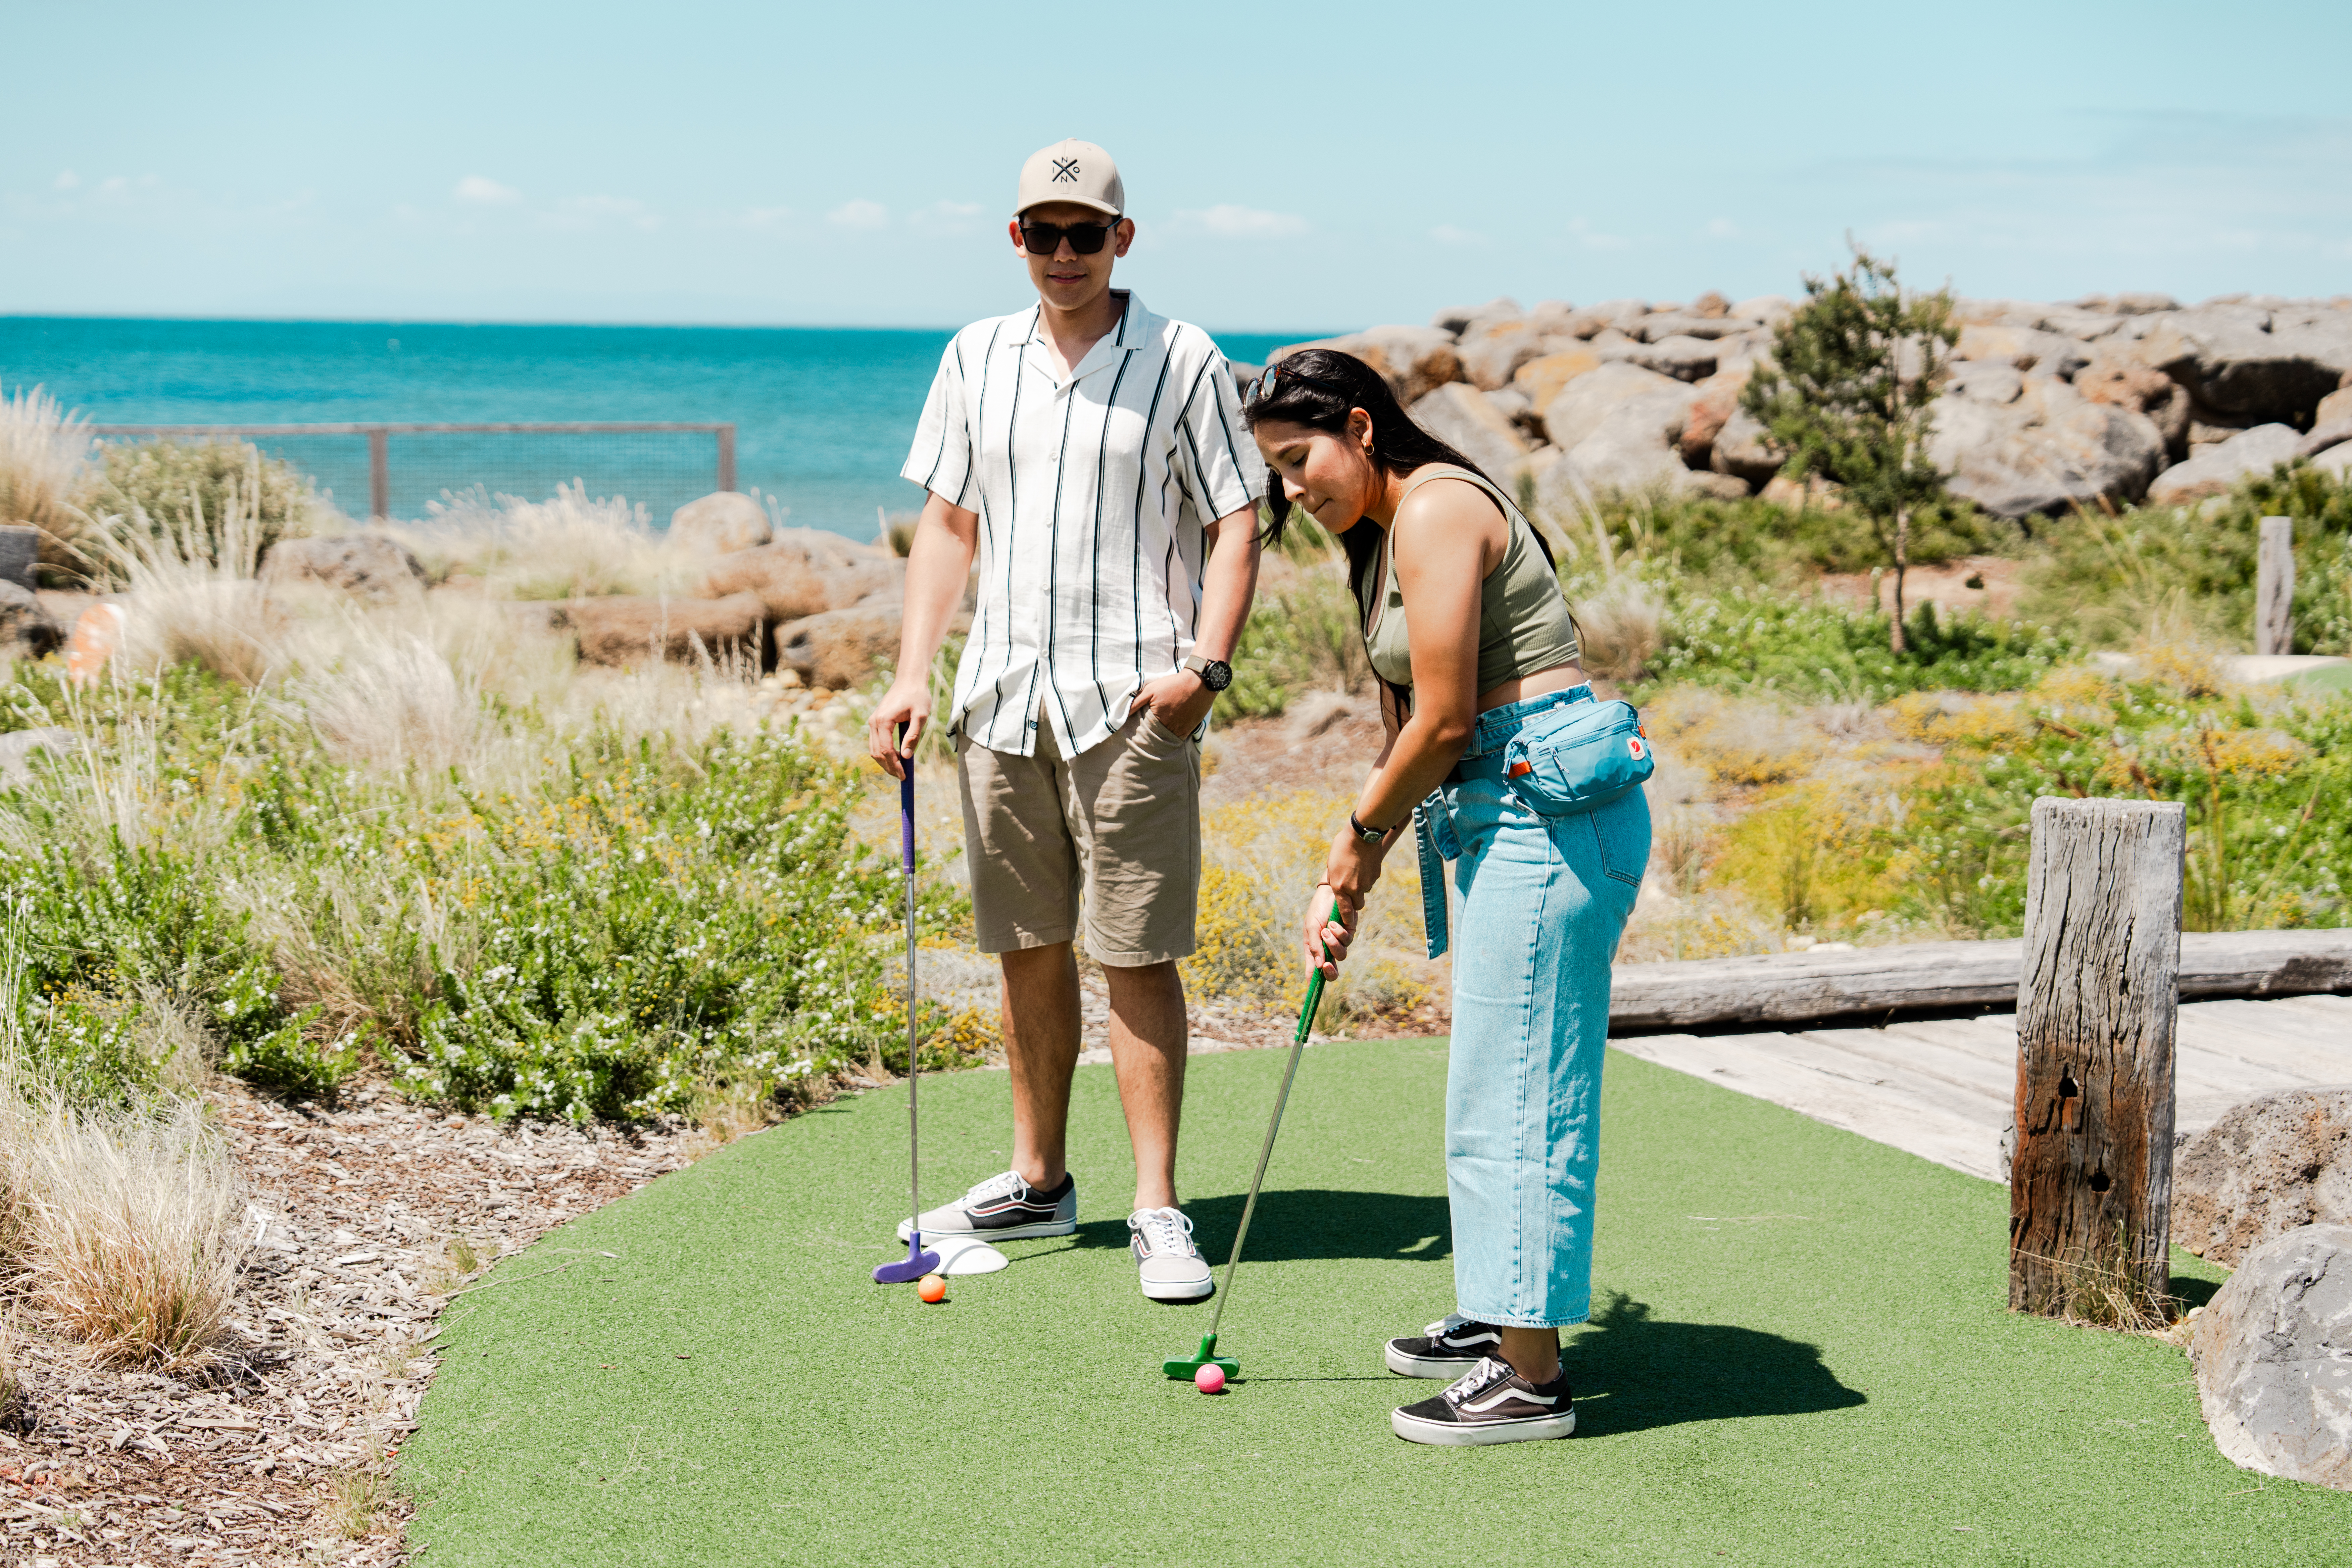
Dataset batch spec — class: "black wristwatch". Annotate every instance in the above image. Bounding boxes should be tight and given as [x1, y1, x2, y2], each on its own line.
[1181, 654, 1233, 693]
[1349, 813, 1390, 845]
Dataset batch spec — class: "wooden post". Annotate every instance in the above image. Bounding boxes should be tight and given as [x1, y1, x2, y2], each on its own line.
[2010, 797, 2186, 1320]
[2256, 515, 2294, 657]
[368, 428, 391, 520]
[716, 424, 738, 494]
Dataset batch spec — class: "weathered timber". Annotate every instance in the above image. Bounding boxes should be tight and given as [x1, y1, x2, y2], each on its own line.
[2256, 515, 2294, 658]
[2009, 797, 2186, 1318]
[1607, 928, 2352, 1032]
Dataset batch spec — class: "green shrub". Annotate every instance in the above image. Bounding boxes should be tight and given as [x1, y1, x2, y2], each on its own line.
[1635, 591, 2073, 703]
[1554, 490, 2013, 592]
[86, 438, 324, 574]
[1217, 561, 1369, 721]
[1889, 674, 2352, 935]
[2017, 463, 2352, 651]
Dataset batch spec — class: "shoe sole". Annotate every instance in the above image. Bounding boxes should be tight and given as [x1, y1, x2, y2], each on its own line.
[897, 1216, 1077, 1242]
[1390, 1407, 1577, 1446]
[1140, 1274, 1214, 1302]
[1385, 1343, 1488, 1379]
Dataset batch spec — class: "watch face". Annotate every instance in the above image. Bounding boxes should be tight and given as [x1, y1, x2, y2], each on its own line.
[1203, 660, 1233, 692]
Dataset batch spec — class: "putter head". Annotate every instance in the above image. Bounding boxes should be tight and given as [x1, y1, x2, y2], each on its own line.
[1162, 1331, 1240, 1380]
[873, 1232, 942, 1284]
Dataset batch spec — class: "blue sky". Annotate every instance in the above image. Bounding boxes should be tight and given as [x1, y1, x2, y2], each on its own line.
[4, 0, 2348, 335]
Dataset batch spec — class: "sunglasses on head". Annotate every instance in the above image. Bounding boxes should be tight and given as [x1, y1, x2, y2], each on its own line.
[1245, 362, 1343, 404]
[1018, 218, 1116, 255]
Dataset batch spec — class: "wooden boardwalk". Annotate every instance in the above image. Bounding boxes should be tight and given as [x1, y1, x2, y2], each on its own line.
[1610, 993, 2352, 1182]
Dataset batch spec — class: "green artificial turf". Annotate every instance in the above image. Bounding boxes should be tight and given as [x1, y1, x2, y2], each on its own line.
[401, 1041, 2345, 1566]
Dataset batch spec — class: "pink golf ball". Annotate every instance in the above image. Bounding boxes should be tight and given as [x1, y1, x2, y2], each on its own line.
[1193, 1364, 1226, 1394]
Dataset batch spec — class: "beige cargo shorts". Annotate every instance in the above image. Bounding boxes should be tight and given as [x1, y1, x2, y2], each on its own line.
[957, 706, 1201, 967]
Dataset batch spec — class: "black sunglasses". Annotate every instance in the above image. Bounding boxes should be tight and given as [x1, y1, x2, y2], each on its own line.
[1018, 218, 1115, 255]
[1245, 362, 1343, 404]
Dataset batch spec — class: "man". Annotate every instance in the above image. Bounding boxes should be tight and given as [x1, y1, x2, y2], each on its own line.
[868, 138, 1263, 1302]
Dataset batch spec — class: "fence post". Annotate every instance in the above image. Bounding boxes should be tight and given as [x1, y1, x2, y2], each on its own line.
[2009, 797, 2186, 1321]
[2256, 515, 2294, 656]
[368, 428, 391, 520]
[717, 424, 737, 494]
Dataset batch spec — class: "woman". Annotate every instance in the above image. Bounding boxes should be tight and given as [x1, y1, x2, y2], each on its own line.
[1244, 349, 1650, 1446]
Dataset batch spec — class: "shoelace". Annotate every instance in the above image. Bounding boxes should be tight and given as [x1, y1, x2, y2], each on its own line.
[1443, 1357, 1510, 1407]
[1130, 1206, 1196, 1257]
[964, 1171, 1030, 1205]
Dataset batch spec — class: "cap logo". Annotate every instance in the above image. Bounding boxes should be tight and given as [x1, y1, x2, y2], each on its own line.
[1051, 157, 1080, 183]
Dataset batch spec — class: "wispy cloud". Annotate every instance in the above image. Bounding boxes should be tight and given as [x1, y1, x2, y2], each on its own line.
[1430, 224, 1485, 246]
[910, 199, 985, 235]
[1705, 217, 1740, 239]
[1568, 217, 1631, 251]
[52, 170, 78, 192]
[549, 194, 661, 233]
[1175, 204, 1308, 239]
[454, 175, 522, 206]
[826, 199, 889, 231]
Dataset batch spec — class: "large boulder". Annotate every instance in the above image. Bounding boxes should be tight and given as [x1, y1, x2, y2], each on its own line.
[260, 533, 429, 601]
[1635, 313, 1762, 343]
[1511, 348, 1603, 422]
[777, 601, 903, 690]
[2297, 421, 2352, 459]
[1601, 334, 1718, 382]
[1730, 294, 1795, 327]
[1709, 406, 1781, 486]
[1272, 326, 1462, 403]
[1455, 318, 1557, 390]
[559, 592, 769, 667]
[1430, 297, 1519, 337]
[1407, 383, 1530, 479]
[2189, 1223, 2352, 1491]
[2076, 354, 2191, 449]
[697, 528, 902, 621]
[0, 726, 79, 784]
[2316, 386, 2352, 428]
[1535, 364, 1700, 504]
[2126, 305, 2352, 424]
[1926, 376, 2167, 517]
[2145, 423, 2301, 505]
[1679, 370, 1750, 467]
[668, 492, 773, 554]
[1953, 324, 2092, 379]
[0, 582, 65, 659]
[2075, 292, 2182, 316]
[2175, 1088, 2352, 1266]
[1540, 363, 1693, 455]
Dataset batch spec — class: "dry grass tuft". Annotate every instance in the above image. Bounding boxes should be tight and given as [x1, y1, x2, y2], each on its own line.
[322, 1466, 394, 1539]
[0, 384, 96, 564]
[2014, 1225, 2175, 1332]
[389, 483, 689, 600]
[89, 457, 284, 685]
[283, 624, 480, 772]
[1573, 574, 1667, 680]
[6, 1094, 248, 1367]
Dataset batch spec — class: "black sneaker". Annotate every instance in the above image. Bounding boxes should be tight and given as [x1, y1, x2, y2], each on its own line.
[895, 1170, 1077, 1242]
[1391, 1357, 1577, 1446]
[1385, 1314, 1506, 1378]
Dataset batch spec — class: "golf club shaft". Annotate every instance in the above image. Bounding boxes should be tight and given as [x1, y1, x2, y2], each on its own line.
[902, 760, 920, 1239]
[1205, 965, 1325, 1340]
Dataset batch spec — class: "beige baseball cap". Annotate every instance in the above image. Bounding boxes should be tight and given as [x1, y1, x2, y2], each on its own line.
[1015, 139, 1124, 218]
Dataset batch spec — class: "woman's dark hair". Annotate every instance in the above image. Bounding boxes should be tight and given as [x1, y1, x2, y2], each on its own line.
[1241, 348, 1553, 623]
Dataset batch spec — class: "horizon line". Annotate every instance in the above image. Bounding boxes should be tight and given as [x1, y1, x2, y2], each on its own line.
[0, 310, 1338, 341]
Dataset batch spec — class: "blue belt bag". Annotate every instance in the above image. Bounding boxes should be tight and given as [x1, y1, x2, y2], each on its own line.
[1414, 695, 1653, 957]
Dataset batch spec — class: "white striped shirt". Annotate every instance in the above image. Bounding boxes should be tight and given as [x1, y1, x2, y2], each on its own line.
[902, 291, 1263, 757]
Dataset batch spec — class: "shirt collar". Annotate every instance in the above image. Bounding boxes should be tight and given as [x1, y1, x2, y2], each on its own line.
[1012, 290, 1145, 355]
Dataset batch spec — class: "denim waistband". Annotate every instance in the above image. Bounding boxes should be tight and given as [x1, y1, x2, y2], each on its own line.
[1459, 684, 1596, 762]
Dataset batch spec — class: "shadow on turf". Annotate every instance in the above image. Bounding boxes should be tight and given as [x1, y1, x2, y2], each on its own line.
[1064, 1189, 1455, 1264]
[1562, 1292, 1866, 1434]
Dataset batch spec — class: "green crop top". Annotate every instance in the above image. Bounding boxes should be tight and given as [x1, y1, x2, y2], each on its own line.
[1359, 467, 1581, 694]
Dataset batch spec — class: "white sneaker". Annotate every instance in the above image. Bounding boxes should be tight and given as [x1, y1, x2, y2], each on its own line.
[1127, 1207, 1214, 1301]
[895, 1170, 1076, 1243]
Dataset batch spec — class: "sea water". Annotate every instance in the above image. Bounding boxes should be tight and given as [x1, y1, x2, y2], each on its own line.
[0, 316, 1305, 541]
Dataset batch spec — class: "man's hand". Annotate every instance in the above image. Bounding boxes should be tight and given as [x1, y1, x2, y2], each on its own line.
[1135, 669, 1215, 736]
[867, 677, 931, 780]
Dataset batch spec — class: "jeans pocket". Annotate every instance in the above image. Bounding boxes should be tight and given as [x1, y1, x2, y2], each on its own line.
[1585, 790, 1651, 888]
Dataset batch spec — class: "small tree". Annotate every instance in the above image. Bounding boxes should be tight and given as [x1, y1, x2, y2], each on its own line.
[1743, 246, 1957, 652]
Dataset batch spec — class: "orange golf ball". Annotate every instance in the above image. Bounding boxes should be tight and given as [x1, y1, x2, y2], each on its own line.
[917, 1272, 947, 1303]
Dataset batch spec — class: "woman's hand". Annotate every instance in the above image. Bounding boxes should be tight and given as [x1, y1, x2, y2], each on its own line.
[1324, 826, 1385, 917]
[1303, 883, 1357, 980]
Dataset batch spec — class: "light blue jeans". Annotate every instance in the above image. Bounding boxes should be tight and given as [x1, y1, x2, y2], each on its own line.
[1416, 688, 1650, 1329]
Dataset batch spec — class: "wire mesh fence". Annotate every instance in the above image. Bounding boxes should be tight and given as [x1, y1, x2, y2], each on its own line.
[86, 423, 736, 524]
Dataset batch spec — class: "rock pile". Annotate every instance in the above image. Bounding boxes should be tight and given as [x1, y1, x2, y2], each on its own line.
[1268, 291, 2352, 520]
